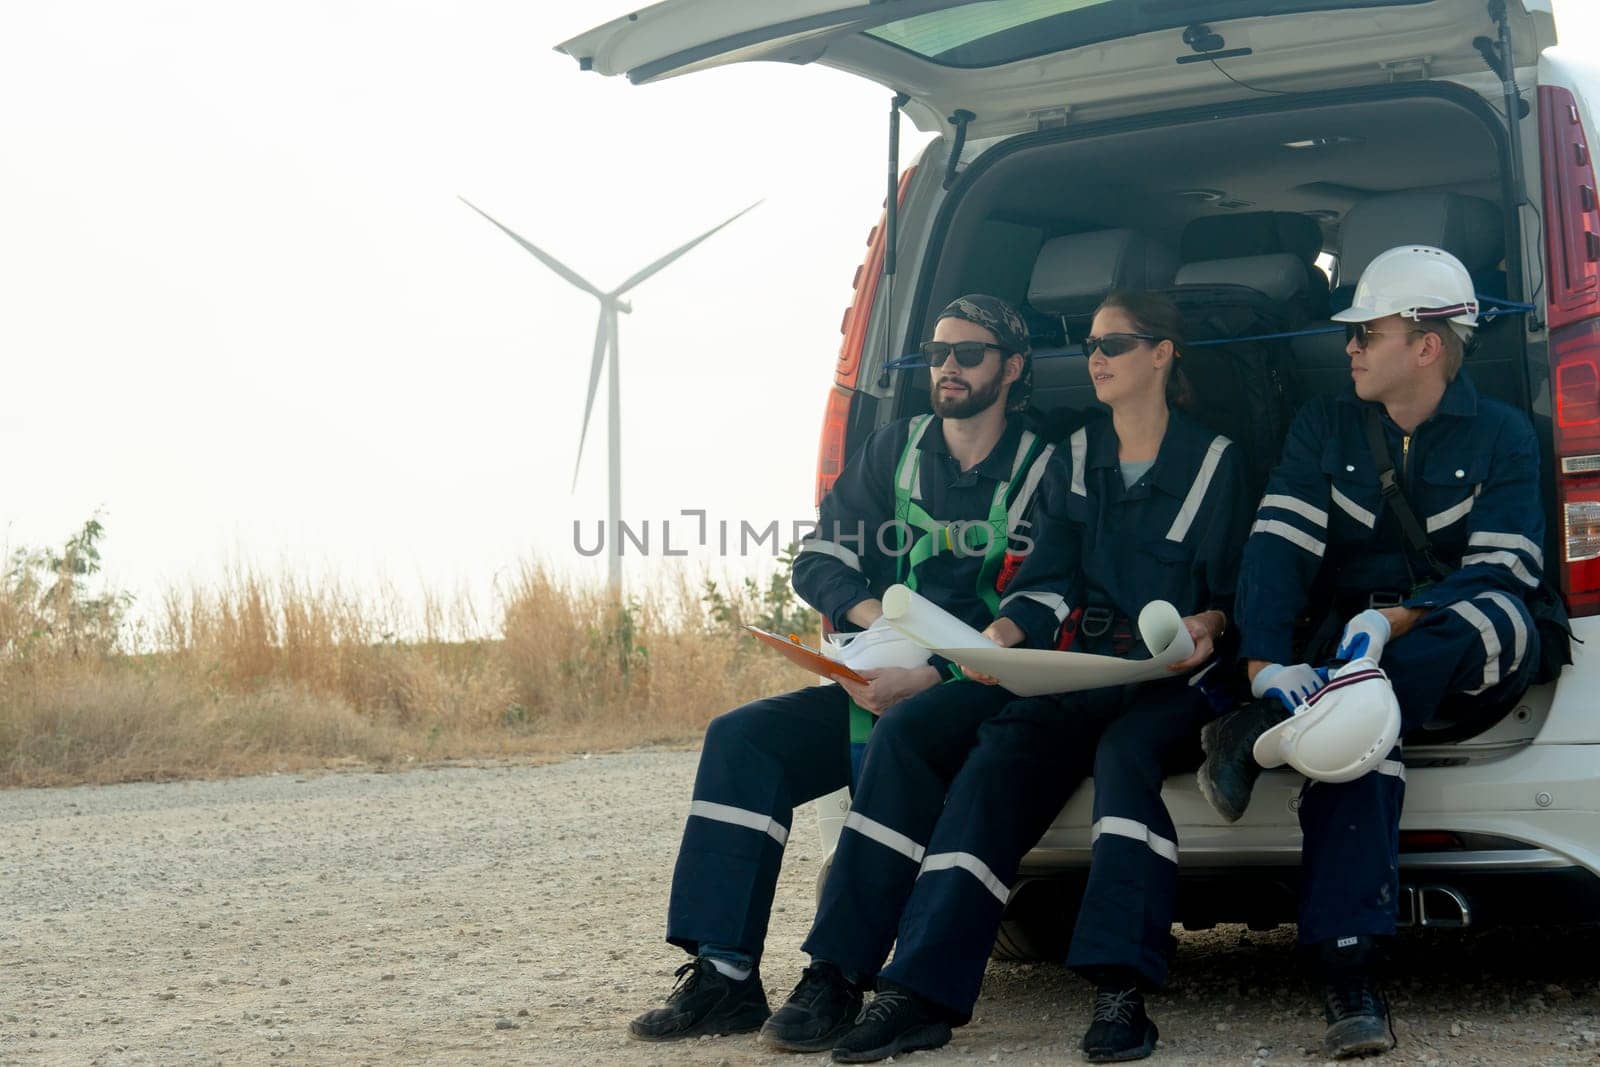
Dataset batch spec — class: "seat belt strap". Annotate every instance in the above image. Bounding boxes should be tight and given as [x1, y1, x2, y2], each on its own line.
[1360, 407, 1453, 582]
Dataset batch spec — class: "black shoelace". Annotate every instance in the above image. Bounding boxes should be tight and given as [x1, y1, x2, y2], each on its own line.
[789, 965, 840, 1008]
[1092, 988, 1141, 1026]
[668, 959, 707, 1002]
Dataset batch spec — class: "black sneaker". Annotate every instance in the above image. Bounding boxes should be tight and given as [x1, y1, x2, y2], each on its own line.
[1317, 935, 1396, 1059]
[1196, 699, 1290, 822]
[1322, 974, 1395, 1058]
[1081, 986, 1159, 1063]
[830, 981, 952, 1063]
[628, 957, 770, 1041]
[759, 961, 863, 1052]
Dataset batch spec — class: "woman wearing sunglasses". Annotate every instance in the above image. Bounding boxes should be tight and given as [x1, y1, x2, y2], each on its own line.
[828, 289, 1253, 1064]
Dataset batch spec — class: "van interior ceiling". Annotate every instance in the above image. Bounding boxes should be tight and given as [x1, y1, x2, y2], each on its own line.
[898, 90, 1524, 479]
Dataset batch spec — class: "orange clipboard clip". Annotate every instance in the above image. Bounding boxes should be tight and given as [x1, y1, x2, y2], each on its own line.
[744, 625, 868, 685]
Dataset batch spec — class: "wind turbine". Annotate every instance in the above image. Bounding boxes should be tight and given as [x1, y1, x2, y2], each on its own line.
[461, 197, 760, 590]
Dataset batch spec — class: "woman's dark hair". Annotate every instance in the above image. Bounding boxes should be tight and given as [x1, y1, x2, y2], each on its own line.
[1093, 289, 1194, 409]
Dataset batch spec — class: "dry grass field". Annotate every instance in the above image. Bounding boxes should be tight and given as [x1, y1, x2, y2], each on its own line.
[0, 519, 816, 788]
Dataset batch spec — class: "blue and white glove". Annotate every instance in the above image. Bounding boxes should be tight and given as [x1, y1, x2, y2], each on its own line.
[1251, 662, 1329, 712]
[1336, 608, 1392, 663]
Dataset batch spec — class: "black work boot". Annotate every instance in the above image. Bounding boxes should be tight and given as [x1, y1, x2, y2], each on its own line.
[830, 980, 952, 1063]
[1317, 936, 1396, 1059]
[1197, 698, 1290, 822]
[759, 960, 863, 1052]
[628, 957, 770, 1041]
[1081, 984, 1159, 1063]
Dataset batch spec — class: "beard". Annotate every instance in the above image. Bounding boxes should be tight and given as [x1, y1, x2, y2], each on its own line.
[931, 374, 1003, 419]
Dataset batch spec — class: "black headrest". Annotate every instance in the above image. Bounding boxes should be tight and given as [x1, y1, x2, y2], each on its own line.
[1027, 229, 1180, 317]
[1173, 253, 1314, 303]
[1180, 211, 1324, 264]
[1335, 192, 1504, 286]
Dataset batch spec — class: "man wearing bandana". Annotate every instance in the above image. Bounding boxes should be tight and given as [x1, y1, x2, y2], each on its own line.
[626, 295, 1077, 1056]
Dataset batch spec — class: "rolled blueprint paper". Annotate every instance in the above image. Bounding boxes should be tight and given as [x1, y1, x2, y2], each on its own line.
[880, 584, 997, 652]
[913, 598, 1197, 697]
[1135, 599, 1191, 662]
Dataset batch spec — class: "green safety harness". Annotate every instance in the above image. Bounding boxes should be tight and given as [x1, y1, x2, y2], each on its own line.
[848, 414, 1054, 742]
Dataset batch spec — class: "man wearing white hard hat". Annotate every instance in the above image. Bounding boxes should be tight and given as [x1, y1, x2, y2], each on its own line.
[1197, 245, 1548, 1058]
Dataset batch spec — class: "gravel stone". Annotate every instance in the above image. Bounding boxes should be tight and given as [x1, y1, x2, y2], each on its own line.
[1, 751, 1592, 1064]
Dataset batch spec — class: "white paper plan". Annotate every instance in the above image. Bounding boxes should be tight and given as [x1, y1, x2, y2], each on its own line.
[879, 585, 1196, 698]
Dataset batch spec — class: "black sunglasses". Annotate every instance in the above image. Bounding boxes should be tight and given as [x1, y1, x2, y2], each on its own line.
[1344, 323, 1425, 348]
[1081, 332, 1161, 358]
[918, 340, 1007, 368]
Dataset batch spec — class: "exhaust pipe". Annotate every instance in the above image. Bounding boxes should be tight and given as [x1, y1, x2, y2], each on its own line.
[1417, 884, 1471, 928]
[1396, 884, 1472, 928]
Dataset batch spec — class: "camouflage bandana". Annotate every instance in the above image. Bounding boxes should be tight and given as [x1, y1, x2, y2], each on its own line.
[935, 293, 1033, 412]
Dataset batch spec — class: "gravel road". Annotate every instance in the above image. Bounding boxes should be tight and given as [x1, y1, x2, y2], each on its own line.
[3, 750, 1599, 1065]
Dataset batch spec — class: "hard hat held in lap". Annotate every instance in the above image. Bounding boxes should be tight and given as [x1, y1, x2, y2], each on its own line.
[1253, 658, 1403, 784]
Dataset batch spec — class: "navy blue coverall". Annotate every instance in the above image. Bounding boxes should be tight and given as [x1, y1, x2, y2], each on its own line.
[804, 409, 1253, 1018]
[665, 415, 1075, 968]
[1235, 374, 1543, 946]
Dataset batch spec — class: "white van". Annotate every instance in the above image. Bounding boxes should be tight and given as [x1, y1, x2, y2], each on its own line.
[560, 1, 1600, 955]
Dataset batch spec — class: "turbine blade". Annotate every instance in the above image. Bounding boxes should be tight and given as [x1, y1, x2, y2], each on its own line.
[612, 200, 762, 296]
[459, 197, 605, 300]
[572, 309, 609, 491]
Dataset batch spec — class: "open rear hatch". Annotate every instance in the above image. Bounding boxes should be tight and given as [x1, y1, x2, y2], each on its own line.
[558, 0, 1552, 138]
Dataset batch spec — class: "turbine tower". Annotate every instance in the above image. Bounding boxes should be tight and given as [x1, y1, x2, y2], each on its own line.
[462, 197, 760, 590]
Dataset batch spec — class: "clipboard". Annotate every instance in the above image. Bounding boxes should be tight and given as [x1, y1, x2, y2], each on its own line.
[744, 625, 868, 685]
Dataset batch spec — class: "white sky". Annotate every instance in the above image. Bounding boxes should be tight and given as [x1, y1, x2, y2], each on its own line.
[1, 1, 1596, 622]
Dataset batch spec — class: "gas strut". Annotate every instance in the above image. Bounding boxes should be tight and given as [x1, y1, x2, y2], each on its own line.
[883, 91, 911, 385]
[1485, 0, 1541, 332]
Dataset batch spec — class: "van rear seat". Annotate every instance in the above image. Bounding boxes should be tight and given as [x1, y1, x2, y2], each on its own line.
[1023, 226, 1318, 488]
[1179, 211, 1330, 320]
[1023, 229, 1179, 429]
[1291, 192, 1512, 400]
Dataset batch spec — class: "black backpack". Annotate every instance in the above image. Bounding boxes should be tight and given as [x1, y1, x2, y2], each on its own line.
[1162, 284, 1304, 499]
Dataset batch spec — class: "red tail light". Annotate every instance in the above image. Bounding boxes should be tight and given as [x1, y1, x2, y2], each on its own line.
[814, 166, 917, 507]
[1539, 86, 1600, 331]
[1544, 87, 1600, 615]
[815, 384, 854, 507]
[1398, 830, 1463, 852]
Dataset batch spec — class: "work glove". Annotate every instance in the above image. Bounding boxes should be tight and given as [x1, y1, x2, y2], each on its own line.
[1336, 608, 1392, 664]
[1250, 662, 1329, 713]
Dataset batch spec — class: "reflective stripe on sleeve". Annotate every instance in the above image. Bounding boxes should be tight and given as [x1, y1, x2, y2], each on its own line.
[1251, 519, 1327, 557]
[919, 851, 1010, 904]
[1468, 531, 1545, 569]
[799, 538, 861, 571]
[689, 800, 788, 846]
[1258, 493, 1328, 528]
[1461, 551, 1539, 587]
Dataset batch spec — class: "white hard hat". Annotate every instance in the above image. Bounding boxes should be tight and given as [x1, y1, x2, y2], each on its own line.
[1253, 658, 1402, 784]
[1332, 244, 1479, 339]
[826, 617, 929, 672]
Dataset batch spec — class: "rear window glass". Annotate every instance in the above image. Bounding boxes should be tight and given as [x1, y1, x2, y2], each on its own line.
[863, 0, 1426, 69]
